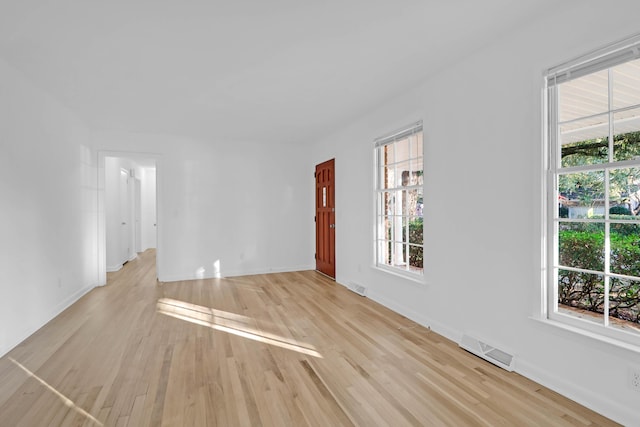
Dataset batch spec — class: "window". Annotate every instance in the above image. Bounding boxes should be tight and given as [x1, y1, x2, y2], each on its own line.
[375, 122, 424, 277]
[545, 35, 640, 346]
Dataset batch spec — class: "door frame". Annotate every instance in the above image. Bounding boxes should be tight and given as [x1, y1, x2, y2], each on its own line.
[98, 150, 160, 285]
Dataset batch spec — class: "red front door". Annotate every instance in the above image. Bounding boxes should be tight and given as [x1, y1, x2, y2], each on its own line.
[315, 159, 335, 278]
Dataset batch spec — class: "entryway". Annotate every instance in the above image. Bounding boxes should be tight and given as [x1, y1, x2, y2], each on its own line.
[315, 158, 335, 278]
[98, 152, 158, 285]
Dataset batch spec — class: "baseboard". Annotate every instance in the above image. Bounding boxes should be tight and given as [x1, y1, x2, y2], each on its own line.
[106, 255, 137, 273]
[0, 283, 96, 358]
[106, 264, 122, 273]
[365, 286, 631, 425]
[158, 264, 316, 283]
[516, 359, 634, 426]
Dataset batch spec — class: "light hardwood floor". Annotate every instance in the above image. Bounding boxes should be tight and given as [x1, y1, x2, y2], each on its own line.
[0, 249, 619, 426]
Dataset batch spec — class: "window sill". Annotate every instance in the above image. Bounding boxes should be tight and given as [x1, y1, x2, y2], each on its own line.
[373, 264, 427, 285]
[530, 316, 640, 354]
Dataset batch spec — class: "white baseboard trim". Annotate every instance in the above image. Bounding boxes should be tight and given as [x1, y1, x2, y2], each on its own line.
[362, 286, 631, 426]
[106, 264, 122, 273]
[0, 283, 96, 358]
[158, 264, 316, 283]
[516, 359, 634, 426]
[106, 255, 137, 274]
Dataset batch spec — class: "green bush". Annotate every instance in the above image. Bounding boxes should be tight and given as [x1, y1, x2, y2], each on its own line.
[610, 205, 633, 215]
[558, 229, 604, 271]
[610, 215, 640, 236]
[558, 228, 640, 324]
[403, 217, 423, 269]
[559, 206, 569, 218]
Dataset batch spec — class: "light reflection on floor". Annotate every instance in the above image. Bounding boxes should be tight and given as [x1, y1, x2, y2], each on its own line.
[8, 357, 103, 426]
[156, 298, 322, 358]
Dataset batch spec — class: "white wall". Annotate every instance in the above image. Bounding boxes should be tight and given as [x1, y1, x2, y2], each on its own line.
[0, 57, 98, 357]
[141, 167, 157, 251]
[310, 3, 640, 425]
[92, 132, 313, 282]
[4, 3, 637, 422]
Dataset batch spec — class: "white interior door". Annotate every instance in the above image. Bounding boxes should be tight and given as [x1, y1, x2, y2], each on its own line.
[135, 178, 142, 253]
[119, 169, 130, 264]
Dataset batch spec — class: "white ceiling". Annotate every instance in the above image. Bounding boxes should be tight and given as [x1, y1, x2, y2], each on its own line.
[0, 0, 564, 144]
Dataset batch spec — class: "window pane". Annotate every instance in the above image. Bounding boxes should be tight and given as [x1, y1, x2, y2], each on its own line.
[380, 166, 394, 189]
[407, 217, 423, 245]
[410, 158, 424, 184]
[390, 190, 403, 216]
[609, 167, 640, 214]
[558, 222, 604, 271]
[558, 171, 605, 218]
[613, 108, 640, 161]
[557, 269, 605, 324]
[380, 191, 392, 216]
[390, 240, 406, 268]
[381, 215, 392, 240]
[395, 137, 409, 161]
[395, 161, 410, 187]
[407, 188, 423, 217]
[610, 224, 640, 276]
[612, 58, 640, 110]
[410, 134, 423, 158]
[558, 70, 609, 122]
[609, 278, 640, 334]
[377, 240, 392, 266]
[390, 214, 403, 242]
[560, 114, 609, 167]
[383, 144, 394, 164]
[408, 245, 423, 271]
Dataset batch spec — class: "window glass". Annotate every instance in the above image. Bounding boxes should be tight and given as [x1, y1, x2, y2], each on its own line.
[547, 44, 640, 342]
[375, 124, 423, 276]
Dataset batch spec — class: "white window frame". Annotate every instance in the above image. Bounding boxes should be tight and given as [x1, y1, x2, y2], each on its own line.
[544, 33, 640, 348]
[374, 121, 424, 280]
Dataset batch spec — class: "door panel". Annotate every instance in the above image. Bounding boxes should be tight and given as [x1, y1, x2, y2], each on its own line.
[315, 159, 335, 278]
[119, 169, 130, 264]
[135, 178, 142, 253]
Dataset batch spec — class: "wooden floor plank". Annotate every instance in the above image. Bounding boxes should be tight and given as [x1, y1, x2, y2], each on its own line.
[0, 249, 620, 426]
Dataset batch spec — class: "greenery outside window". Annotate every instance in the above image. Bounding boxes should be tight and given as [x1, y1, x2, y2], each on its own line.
[375, 122, 424, 278]
[545, 35, 640, 346]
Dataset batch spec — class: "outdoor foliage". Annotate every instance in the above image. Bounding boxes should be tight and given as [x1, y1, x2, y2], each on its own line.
[561, 131, 640, 166]
[404, 217, 423, 269]
[557, 130, 640, 327]
[558, 228, 640, 324]
[610, 205, 633, 216]
[559, 206, 569, 218]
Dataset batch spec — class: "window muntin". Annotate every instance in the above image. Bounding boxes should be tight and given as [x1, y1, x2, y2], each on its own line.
[375, 123, 424, 277]
[547, 39, 640, 345]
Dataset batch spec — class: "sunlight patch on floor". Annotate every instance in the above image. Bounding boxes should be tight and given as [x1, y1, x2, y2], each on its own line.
[156, 298, 322, 358]
[9, 357, 103, 426]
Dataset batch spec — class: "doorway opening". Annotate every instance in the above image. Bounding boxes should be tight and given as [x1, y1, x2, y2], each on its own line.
[98, 151, 159, 285]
